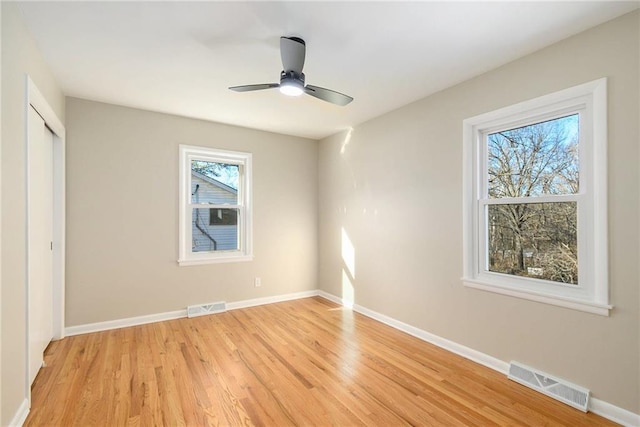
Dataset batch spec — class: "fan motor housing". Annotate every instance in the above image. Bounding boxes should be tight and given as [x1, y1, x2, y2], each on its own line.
[280, 70, 305, 87]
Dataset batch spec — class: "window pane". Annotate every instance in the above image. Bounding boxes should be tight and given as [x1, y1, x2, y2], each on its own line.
[192, 208, 238, 252]
[191, 160, 239, 204]
[209, 208, 237, 226]
[487, 202, 577, 284]
[488, 114, 579, 198]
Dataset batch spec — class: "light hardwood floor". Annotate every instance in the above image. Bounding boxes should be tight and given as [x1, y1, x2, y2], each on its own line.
[26, 296, 617, 426]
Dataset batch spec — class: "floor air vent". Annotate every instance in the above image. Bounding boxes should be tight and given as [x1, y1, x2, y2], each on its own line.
[508, 361, 590, 412]
[187, 301, 226, 318]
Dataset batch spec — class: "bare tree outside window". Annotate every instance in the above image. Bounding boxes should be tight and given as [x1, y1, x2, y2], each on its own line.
[191, 160, 239, 190]
[486, 114, 579, 284]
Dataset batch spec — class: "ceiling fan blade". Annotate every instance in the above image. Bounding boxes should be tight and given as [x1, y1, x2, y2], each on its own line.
[280, 36, 305, 73]
[229, 83, 279, 92]
[304, 85, 353, 106]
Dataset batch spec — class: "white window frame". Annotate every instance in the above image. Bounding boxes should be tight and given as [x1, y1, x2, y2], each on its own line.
[462, 78, 610, 316]
[178, 145, 253, 266]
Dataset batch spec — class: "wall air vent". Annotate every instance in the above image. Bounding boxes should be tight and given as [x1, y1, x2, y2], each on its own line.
[187, 301, 226, 318]
[508, 361, 590, 412]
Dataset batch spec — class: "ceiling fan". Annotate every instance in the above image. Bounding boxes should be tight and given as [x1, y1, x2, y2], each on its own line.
[229, 36, 353, 106]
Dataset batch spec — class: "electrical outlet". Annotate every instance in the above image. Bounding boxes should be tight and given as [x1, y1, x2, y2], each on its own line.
[254, 277, 261, 287]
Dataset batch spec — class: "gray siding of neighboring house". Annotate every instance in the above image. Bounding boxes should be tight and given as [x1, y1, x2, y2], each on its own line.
[191, 173, 238, 251]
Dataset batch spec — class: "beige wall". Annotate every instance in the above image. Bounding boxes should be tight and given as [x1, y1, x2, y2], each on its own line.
[65, 98, 318, 326]
[318, 11, 639, 413]
[1, 3, 66, 424]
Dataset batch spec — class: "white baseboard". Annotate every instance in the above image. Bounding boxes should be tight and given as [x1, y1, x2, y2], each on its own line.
[589, 398, 640, 427]
[227, 290, 319, 311]
[317, 291, 640, 427]
[8, 398, 29, 427]
[65, 309, 187, 336]
[65, 290, 320, 337]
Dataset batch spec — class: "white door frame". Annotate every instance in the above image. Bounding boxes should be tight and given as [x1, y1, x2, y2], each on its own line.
[25, 76, 65, 400]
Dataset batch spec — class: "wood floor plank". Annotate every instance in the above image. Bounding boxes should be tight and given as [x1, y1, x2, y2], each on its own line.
[25, 297, 618, 426]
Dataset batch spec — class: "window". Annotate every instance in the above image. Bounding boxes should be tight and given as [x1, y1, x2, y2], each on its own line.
[179, 145, 252, 265]
[462, 79, 610, 315]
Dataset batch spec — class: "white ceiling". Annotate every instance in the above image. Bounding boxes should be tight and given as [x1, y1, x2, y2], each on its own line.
[18, 1, 638, 140]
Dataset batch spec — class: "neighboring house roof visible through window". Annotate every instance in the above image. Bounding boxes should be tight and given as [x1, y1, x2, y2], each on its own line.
[191, 170, 238, 194]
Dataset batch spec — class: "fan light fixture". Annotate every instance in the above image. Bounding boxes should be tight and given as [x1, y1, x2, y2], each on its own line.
[279, 80, 303, 96]
[229, 36, 353, 106]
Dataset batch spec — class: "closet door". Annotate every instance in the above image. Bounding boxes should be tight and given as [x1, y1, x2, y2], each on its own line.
[28, 105, 54, 386]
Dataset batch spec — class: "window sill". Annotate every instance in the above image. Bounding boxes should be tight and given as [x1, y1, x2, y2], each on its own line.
[462, 278, 612, 316]
[178, 254, 253, 266]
